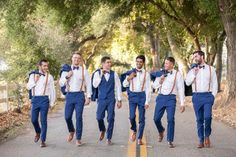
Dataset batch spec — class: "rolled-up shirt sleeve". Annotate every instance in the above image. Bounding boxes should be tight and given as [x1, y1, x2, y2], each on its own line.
[49, 76, 56, 107]
[92, 71, 102, 88]
[185, 69, 195, 86]
[122, 76, 130, 88]
[114, 72, 122, 101]
[27, 74, 36, 90]
[152, 77, 161, 90]
[84, 69, 92, 98]
[145, 73, 151, 105]
[211, 67, 218, 97]
[176, 73, 185, 106]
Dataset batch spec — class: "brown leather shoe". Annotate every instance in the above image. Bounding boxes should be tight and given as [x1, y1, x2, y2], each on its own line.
[99, 131, 106, 141]
[67, 132, 75, 142]
[197, 143, 204, 148]
[107, 139, 112, 145]
[34, 133, 40, 143]
[168, 142, 175, 148]
[40, 141, 46, 148]
[205, 137, 211, 148]
[130, 132, 136, 142]
[158, 131, 165, 142]
[137, 139, 143, 145]
[76, 140, 82, 146]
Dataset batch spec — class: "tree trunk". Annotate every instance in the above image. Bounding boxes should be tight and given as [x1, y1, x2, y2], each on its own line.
[162, 15, 189, 76]
[147, 25, 161, 70]
[219, 0, 236, 104]
[207, 37, 217, 65]
[215, 31, 226, 92]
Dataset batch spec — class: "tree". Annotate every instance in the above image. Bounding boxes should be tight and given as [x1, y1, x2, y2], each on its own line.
[219, 0, 236, 104]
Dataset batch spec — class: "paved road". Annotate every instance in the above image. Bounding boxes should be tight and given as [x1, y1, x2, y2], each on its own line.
[0, 94, 236, 157]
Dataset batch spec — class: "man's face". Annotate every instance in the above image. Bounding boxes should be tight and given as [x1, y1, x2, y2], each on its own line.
[72, 54, 82, 66]
[164, 60, 174, 70]
[102, 59, 112, 70]
[193, 53, 203, 64]
[136, 58, 144, 69]
[39, 62, 49, 73]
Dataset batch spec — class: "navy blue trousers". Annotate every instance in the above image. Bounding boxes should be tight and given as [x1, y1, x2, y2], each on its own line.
[31, 96, 49, 142]
[96, 98, 116, 140]
[65, 92, 85, 140]
[128, 91, 146, 140]
[154, 94, 176, 142]
[192, 92, 214, 143]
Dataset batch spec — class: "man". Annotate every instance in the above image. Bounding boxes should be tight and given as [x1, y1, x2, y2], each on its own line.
[59, 52, 92, 146]
[92, 56, 122, 145]
[152, 57, 185, 148]
[123, 55, 151, 145]
[27, 59, 56, 147]
[186, 50, 217, 148]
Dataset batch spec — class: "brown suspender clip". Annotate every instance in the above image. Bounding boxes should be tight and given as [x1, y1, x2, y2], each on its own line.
[159, 71, 178, 95]
[33, 72, 49, 96]
[131, 70, 146, 92]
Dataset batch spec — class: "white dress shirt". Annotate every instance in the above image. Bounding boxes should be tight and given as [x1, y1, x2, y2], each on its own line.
[92, 70, 122, 101]
[123, 68, 151, 105]
[27, 72, 56, 107]
[59, 65, 92, 98]
[185, 63, 218, 97]
[152, 69, 185, 106]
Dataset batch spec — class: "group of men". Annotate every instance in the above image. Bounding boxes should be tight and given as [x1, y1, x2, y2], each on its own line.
[27, 50, 217, 149]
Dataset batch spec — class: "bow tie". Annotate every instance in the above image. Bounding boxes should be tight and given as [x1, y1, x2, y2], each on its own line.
[73, 66, 79, 70]
[199, 65, 205, 69]
[104, 71, 110, 74]
[136, 69, 142, 73]
[39, 73, 45, 76]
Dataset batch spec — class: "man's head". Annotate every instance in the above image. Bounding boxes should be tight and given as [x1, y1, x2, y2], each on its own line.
[192, 50, 205, 64]
[38, 59, 49, 73]
[71, 51, 82, 66]
[101, 56, 112, 70]
[164, 57, 175, 70]
[136, 55, 145, 69]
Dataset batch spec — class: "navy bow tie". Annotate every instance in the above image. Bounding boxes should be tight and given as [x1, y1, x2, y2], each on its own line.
[136, 69, 142, 73]
[73, 66, 79, 70]
[39, 73, 45, 76]
[199, 65, 205, 69]
[104, 71, 110, 74]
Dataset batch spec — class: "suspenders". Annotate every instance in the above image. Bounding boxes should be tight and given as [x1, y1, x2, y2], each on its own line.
[80, 66, 85, 91]
[194, 65, 212, 92]
[67, 65, 85, 92]
[159, 71, 178, 95]
[32, 72, 49, 96]
[131, 70, 146, 92]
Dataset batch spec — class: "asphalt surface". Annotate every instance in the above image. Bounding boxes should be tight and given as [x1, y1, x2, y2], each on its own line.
[0, 94, 236, 157]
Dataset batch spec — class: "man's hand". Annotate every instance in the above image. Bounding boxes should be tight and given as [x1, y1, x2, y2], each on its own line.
[127, 72, 137, 81]
[193, 67, 199, 76]
[116, 101, 122, 109]
[145, 104, 150, 109]
[85, 97, 91, 105]
[66, 71, 73, 79]
[159, 75, 165, 84]
[180, 106, 185, 113]
[35, 74, 40, 83]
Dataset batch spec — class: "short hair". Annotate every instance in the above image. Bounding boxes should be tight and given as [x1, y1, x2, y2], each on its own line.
[101, 56, 111, 63]
[193, 50, 205, 58]
[136, 55, 145, 63]
[71, 51, 82, 58]
[165, 57, 175, 65]
[38, 59, 48, 66]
